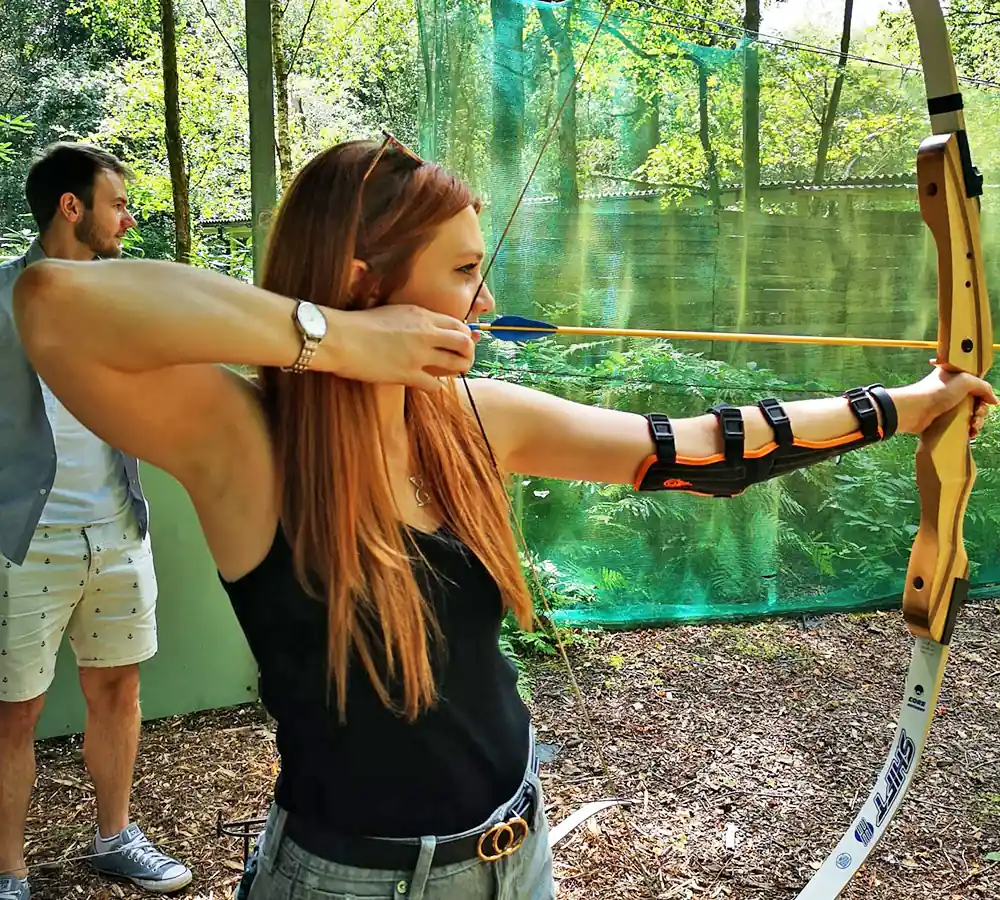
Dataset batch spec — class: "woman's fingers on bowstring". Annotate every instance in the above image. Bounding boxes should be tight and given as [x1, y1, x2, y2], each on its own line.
[415, 327, 479, 388]
[432, 323, 477, 366]
[396, 311, 475, 390]
[425, 348, 476, 379]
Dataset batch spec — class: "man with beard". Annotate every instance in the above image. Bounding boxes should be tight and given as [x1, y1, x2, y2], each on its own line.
[0, 143, 191, 899]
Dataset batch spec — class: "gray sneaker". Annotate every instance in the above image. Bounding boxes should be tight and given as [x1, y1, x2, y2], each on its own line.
[0, 875, 29, 900]
[87, 823, 192, 893]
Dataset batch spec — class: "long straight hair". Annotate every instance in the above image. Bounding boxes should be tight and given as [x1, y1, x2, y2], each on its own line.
[258, 141, 532, 720]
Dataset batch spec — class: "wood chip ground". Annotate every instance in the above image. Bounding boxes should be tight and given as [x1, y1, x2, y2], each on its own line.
[24, 603, 1000, 899]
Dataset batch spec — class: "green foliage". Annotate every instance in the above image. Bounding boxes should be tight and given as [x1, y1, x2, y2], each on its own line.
[1, 224, 34, 258]
[497, 551, 597, 698]
[0, 0, 123, 238]
[5, 0, 1000, 235]
[89, 6, 251, 227]
[67, 0, 161, 59]
[0, 114, 35, 165]
[880, 2, 1000, 180]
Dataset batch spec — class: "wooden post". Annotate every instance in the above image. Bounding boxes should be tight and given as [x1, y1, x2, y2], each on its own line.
[245, 0, 277, 284]
[742, 0, 760, 211]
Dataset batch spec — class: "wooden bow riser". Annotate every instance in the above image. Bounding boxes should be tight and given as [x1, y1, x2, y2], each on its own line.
[902, 132, 992, 643]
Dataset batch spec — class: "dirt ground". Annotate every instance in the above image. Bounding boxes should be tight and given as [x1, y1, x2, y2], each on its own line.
[22, 602, 1000, 900]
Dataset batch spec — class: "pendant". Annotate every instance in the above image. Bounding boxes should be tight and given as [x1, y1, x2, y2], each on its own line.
[409, 476, 431, 508]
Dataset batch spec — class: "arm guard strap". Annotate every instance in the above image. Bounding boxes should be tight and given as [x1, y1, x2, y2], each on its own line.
[634, 385, 894, 497]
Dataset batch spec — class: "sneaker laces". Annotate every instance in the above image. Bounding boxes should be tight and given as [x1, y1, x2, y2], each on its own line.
[0, 876, 26, 899]
[119, 835, 181, 873]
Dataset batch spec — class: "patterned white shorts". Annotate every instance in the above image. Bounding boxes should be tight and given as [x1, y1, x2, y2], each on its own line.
[0, 506, 158, 702]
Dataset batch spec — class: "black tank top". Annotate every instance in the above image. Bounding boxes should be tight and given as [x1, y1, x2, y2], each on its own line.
[219, 525, 531, 837]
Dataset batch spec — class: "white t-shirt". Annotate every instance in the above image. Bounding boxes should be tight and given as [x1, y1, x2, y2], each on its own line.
[38, 379, 130, 526]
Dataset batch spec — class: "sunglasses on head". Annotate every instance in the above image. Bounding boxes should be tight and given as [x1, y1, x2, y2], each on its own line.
[362, 130, 424, 183]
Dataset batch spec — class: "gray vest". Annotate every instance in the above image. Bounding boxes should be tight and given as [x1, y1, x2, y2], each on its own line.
[0, 240, 147, 565]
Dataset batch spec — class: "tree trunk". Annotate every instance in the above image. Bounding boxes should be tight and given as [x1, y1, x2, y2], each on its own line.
[433, 0, 445, 160]
[271, 0, 293, 187]
[813, 0, 855, 184]
[160, 0, 190, 264]
[538, 1, 578, 209]
[742, 0, 760, 210]
[631, 88, 660, 174]
[415, 0, 440, 159]
[489, 0, 525, 290]
[697, 62, 720, 208]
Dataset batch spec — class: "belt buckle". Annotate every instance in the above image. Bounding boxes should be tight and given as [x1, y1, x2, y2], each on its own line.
[476, 816, 529, 862]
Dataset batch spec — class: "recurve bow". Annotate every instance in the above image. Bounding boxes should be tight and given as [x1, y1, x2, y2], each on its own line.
[795, 2, 992, 895]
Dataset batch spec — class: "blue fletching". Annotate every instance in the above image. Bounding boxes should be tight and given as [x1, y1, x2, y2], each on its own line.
[471, 314, 558, 342]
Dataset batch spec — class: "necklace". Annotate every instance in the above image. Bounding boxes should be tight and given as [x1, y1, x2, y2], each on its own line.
[409, 475, 431, 508]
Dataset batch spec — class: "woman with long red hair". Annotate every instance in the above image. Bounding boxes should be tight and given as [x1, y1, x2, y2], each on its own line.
[12, 136, 994, 900]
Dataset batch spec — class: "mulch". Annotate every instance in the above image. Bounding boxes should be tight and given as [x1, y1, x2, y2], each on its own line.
[23, 602, 1000, 900]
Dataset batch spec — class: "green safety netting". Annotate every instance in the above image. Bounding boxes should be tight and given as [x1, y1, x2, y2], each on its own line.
[212, 1, 1000, 629]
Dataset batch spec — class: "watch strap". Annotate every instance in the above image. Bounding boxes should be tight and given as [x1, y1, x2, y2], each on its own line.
[283, 337, 320, 374]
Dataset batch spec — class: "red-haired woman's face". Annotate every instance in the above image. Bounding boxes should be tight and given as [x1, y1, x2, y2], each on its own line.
[387, 205, 494, 339]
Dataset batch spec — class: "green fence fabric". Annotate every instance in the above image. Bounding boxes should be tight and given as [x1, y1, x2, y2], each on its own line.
[446, 3, 1000, 629]
[37, 466, 258, 739]
[468, 198, 1000, 627]
[467, 199, 1000, 627]
[194, 2, 1000, 632]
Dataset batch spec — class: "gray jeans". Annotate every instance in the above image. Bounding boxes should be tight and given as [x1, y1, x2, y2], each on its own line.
[247, 769, 554, 900]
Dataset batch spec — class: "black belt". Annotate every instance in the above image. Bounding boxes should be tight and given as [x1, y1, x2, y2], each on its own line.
[284, 781, 538, 870]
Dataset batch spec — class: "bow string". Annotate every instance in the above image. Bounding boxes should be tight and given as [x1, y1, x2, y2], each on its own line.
[457, 0, 658, 886]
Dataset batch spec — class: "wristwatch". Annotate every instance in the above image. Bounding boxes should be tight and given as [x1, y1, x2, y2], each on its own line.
[283, 300, 328, 374]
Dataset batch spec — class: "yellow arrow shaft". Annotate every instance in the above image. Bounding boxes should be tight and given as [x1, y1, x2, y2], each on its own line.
[479, 323, 1000, 352]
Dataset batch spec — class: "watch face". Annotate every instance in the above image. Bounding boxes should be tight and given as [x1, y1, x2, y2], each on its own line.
[296, 301, 328, 339]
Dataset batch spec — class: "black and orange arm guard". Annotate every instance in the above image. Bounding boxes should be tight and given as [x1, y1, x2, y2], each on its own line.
[633, 384, 898, 497]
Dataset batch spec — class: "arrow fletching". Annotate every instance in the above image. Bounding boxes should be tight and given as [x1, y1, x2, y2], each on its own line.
[471, 314, 558, 342]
